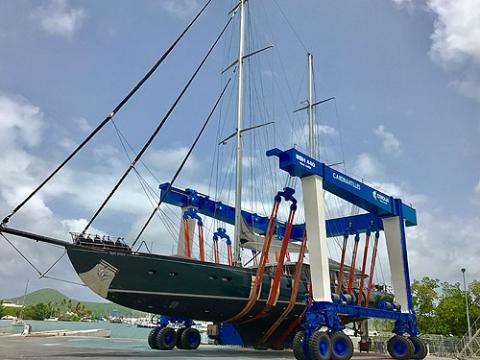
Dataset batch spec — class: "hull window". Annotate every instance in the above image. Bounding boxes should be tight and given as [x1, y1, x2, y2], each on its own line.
[169, 271, 178, 277]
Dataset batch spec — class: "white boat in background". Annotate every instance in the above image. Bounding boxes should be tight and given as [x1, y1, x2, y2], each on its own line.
[45, 317, 59, 322]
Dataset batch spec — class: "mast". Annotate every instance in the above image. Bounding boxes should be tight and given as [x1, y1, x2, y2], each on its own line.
[20, 280, 29, 321]
[233, 0, 246, 266]
[307, 52, 315, 158]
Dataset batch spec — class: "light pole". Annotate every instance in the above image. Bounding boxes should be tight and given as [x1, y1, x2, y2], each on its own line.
[462, 268, 473, 345]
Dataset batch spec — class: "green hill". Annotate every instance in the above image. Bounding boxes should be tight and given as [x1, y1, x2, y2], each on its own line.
[8, 288, 68, 306]
[6, 288, 145, 317]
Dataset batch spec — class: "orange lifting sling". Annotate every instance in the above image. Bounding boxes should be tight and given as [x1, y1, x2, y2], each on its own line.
[182, 208, 204, 260]
[347, 234, 360, 294]
[271, 307, 307, 350]
[227, 187, 296, 323]
[242, 199, 297, 324]
[259, 230, 307, 344]
[212, 227, 230, 265]
[357, 231, 371, 306]
[198, 223, 205, 262]
[213, 237, 219, 264]
[366, 231, 380, 306]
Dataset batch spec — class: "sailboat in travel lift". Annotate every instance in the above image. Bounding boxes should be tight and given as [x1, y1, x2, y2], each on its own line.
[0, 0, 405, 352]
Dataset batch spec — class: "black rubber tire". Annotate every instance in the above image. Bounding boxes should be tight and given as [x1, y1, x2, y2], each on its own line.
[309, 331, 332, 360]
[387, 335, 413, 360]
[330, 331, 354, 360]
[156, 327, 177, 350]
[176, 328, 186, 349]
[409, 336, 427, 359]
[180, 327, 201, 350]
[148, 328, 160, 349]
[293, 331, 310, 360]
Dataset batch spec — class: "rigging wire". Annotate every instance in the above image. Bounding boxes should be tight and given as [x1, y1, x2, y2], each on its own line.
[1, 233, 42, 276]
[82, 17, 234, 235]
[271, 0, 308, 52]
[112, 119, 162, 184]
[110, 117, 182, 247]
[41, 276, 86, 287]
[0, 233, 86, 287]
[104, 116, 180, 247]
[1, 0, 213, 226]
[132, 78, 233, 247]
[110, 114, 179, 246]
[39, 250, 67, 279]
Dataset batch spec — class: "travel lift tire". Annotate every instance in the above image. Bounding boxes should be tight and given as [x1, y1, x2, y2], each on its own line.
[176, 328, 186, 349]
[156, 327, 177, 350]
[387, 335, 414, 360]
[309, 331, 332, 360]
[180, 327, 201, 350]
[409, 336, 428, 360]
[293, 331, 310, 360]
[330, 331, 354, 360]
[148, 327, 160, 349]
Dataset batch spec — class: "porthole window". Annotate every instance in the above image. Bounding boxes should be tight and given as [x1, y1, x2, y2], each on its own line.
[148, 270, 156, 275]
[209, 275, 218, 280]
[221, 276, 232, 282]
[169, 271, 178, 277]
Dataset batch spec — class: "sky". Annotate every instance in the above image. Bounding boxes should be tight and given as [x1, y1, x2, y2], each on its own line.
[0, 0, 479, 302]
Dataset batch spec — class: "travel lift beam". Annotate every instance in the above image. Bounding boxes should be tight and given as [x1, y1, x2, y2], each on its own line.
[267, 148, 425, 360]
[159, 184, 393, 241]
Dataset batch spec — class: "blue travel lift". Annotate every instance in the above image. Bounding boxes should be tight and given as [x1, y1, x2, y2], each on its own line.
[159, 147, 426, 359]
[267, 148, 426, 360]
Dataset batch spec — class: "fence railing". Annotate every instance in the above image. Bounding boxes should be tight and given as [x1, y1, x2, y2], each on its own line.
[455, 316, 480, 359]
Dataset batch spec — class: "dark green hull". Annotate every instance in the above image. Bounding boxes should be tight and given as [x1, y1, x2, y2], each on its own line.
[66, 245, 308, 347]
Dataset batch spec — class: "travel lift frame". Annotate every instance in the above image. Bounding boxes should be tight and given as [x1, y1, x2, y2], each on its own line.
[158, 147, 425, 360]
[267, 148, 425, 360]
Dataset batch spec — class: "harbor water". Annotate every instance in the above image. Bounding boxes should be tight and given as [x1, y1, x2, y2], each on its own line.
[0, 319, 151, 339]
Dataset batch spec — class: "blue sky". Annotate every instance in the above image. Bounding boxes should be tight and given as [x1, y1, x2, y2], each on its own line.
[0, 0, 479, 302]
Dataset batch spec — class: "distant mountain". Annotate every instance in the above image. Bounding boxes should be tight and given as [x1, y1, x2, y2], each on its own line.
[6, 288, 146, 317]
[8, 288, 68, 306]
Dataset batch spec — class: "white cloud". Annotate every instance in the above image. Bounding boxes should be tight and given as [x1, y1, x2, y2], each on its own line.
[58, 137, 75, 150]
[352, 152, 383, 180]
[406, 210, 480, 283]
[428, 0, 480, 68]
[374, 125, 401, 153]
[75, 117, 92, 133]
[161, 0, 201, 20]
[427, 0, 480, 102]
[0, 93, 208, 300]
[0, 94, 43, 148]
[317, 125, 337, 136]
[474, 179, 480, 205]
[392, 0, 480, 102]
[31, 0, 85, 39]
